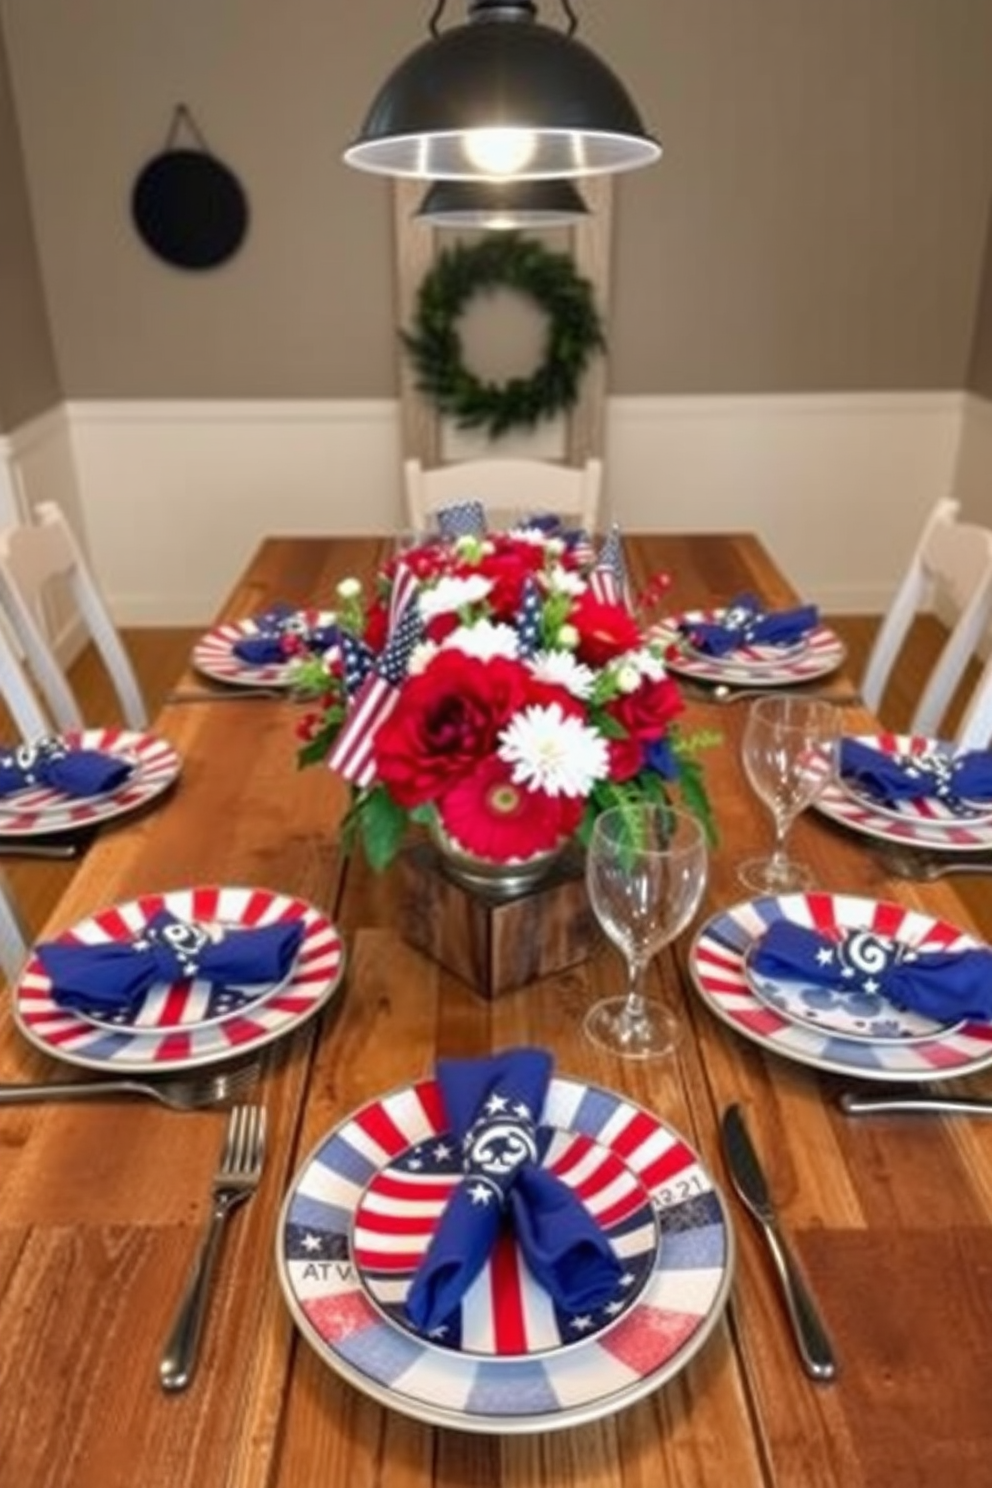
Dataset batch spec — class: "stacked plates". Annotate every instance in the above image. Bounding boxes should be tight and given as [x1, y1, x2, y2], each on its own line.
[0, 728, 179, 839]
[688, 891, 992, 1082]
[816, 733, 992, 852]
[276, 1076, 734, 1433]
[192, 612, 337, 690]
[654, 608, 846, 690]
[13, 884, 345, 1072]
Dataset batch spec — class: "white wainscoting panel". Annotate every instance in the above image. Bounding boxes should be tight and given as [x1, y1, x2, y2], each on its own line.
[0, 392, 968, 625]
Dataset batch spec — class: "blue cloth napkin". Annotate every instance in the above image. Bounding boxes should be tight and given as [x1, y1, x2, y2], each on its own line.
[683, 592, 819, 657]
[36, 910, 306, 1015]
[751, 919, 992, 1023]
[232, 604, 339, 665]
[404, 1048, 623, 1333]
[839, 739, 992, 808]
[0, 737, 133, 799]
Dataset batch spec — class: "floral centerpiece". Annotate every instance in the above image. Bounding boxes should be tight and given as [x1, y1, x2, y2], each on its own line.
[293, 514, 716, 880]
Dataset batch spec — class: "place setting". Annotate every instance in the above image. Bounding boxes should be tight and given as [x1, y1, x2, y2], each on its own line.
[276, 1046, 734, 1434]
[186, 602, 339, 694]
[686, 698, 992, 1082]
[0, 728, 182, 850]
[10, 882, 346, 1076]
[652, 591, 847, 694]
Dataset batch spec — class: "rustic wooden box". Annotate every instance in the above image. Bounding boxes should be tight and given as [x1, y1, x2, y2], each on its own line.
[398, 841, 596, 999]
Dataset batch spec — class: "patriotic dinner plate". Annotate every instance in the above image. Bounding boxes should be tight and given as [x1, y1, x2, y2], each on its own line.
[277, 1076, 733, 1433]
[689, 892, 992, 1081]
[351, 1126, 659, 1360]
[654, 609, 846, 687]
[741, 940, 962, 1045]
[817, 734, 992, 848]
[0, 728, 179, 837]
[13, 885, 345, 1072]
[191, 612, 337, 689]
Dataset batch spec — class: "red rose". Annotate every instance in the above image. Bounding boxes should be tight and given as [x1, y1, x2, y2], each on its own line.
[606, 675, 685, 742]
[459, 537, 546, 619]
[570, 593, 642, 665]
[363, 599, 389, 653]
[374, 652, 530, 807]
[607, 735, 645, 782]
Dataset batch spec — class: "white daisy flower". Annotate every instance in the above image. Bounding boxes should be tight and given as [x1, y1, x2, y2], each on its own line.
[616, 646, 668, 683]
[527, 650, 597, 699]
[407, 639, 440, 675]
[507, 525, 551, 546]
[418, 573, 493, 621]
[443, 620, 520, 661]
[498, 703, 609, 797]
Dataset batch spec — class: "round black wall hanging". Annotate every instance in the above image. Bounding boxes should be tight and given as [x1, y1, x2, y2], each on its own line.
[131, 104, 249, 271]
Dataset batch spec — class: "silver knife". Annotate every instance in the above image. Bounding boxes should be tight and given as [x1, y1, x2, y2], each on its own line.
[839, 1088, 992, 1117]
[721, 1103, 837, 1381]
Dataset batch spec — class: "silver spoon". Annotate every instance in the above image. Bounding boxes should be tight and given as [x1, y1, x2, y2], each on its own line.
[684, 683, 863, 706]
[876, 847, 992, 881]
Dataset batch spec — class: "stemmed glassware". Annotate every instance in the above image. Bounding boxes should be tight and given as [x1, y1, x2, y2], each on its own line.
[738, 693, 839, 893]
[584, 804, 709, 1060]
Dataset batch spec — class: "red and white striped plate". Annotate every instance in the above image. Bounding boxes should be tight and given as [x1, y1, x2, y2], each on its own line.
[14, 884, 345, 1071]
[352, 1126, 658, 1359]
[278, 1075, 732, 1433]
[192, 612, 336, 689]
[688, 891, 992, 1081]
[0, 728, 180, 837]
[654, 608, 846, 687]
[816, 733, 992, 850]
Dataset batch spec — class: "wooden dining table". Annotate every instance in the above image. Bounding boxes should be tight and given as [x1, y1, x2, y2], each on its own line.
[1, 532, 991, 1488]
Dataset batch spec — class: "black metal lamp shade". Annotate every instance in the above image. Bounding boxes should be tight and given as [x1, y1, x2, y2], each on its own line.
[416, 177, 589, 229]
[344, 1, 660, 180]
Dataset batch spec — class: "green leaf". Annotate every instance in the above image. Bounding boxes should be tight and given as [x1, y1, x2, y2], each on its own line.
[356, 787, 409, 872]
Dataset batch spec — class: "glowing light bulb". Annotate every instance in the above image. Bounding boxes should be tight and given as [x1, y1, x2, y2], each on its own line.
[462, 128, 537, 177]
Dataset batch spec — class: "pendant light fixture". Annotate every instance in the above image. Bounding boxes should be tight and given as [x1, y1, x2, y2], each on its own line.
[345, 0, 661, 181]
[415, 177, 589, 229]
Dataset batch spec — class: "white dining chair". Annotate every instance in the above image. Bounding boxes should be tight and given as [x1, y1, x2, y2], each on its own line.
[403, 456, 603, 534]
[861, 498, 992, 737]
[0, 501, 148, 733]
[0, 864, 30, 986]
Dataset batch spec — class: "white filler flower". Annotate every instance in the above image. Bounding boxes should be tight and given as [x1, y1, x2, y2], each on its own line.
[527, 650, 597, 699]
[498, 702, 609, 797]
[443, 620, 520, 661]
[418, 573, 493, 621]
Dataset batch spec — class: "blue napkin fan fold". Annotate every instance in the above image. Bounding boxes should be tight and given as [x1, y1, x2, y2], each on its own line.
[751, 919, 992, 1023]
[0, 737, 133, 800]
[839, 739, 992, 808]
[232, 603, 339, 665]
[36, 910, 306, 1015]
[684, 592, 819, 657]
[404, 1048, 623, 1333]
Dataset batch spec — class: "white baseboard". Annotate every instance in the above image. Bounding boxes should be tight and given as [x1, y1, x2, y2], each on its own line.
[0, 391, 971, 624]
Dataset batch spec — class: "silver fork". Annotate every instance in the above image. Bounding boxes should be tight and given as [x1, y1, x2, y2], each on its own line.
[0, 1062, 259, 1111]
[682, 682, 863, 706]
[159, 1103, 267, 1392]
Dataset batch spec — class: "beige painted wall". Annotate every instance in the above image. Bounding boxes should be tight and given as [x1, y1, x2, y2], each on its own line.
[3, 0, 992, 402]
[0, 18, 59, 430]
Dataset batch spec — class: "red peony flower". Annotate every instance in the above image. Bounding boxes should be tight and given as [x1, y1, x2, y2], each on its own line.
[569, 592, 642, 665]
[437, 756, 583, 859]
[458, 536, 546, 619]
[374, 651, 530, 807]
[606, 675, 685, 742]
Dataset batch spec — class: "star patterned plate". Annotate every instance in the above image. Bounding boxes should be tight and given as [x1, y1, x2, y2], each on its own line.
[351, 1126, 659, 1359]
[741, 940, 962, 1044]
[277, 1075, 733, 1434]
[819, 733, 992, 843]
[13, 884, 345, 1072]
[191, 611, 337, 689]
[688, 892, 992, 1081]
[653, 609, 846, 688]
[0, 728, 180, 837]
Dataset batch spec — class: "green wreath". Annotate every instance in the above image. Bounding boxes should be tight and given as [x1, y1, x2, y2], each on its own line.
[402, 233, 606, 439]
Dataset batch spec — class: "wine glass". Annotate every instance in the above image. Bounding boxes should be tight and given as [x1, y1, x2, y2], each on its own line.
[584, 804, 709, 1060]
[738, 693, 839, 893]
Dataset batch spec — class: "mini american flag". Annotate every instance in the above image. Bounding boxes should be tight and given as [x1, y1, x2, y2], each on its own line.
[387, 557, 420, 631]
[436, 500, 487, 539]
[516, 576, 543, 659]
[326, 585, 424, 787]
[589, 524, 629, 607]
[339, 631, 375, 700]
